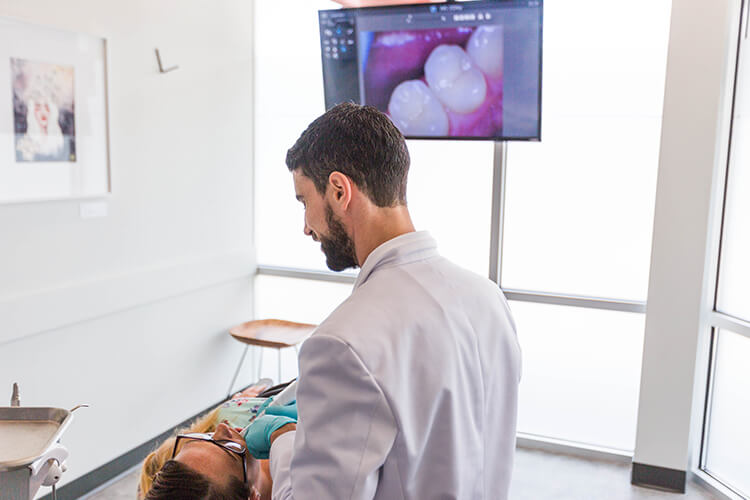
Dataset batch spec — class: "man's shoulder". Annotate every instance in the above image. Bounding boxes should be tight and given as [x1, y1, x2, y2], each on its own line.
[311, 289, 377, 342]
[305, 277, 412, 359]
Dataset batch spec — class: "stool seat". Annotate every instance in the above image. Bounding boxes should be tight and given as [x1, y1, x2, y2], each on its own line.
[229, 319, 316, 349]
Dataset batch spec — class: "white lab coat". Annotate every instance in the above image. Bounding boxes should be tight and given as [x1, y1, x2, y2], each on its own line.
[270, 231, 521, 500]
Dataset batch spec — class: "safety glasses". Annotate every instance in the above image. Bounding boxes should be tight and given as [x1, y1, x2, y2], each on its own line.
[171, 432, 248, 485]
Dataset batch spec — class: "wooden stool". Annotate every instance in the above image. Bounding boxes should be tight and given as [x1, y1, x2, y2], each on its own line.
[227, 319, 316, 397]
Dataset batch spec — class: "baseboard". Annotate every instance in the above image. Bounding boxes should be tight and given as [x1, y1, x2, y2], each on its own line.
[38, 395, 231, 500]
[631, 462, 687, 493]
[516, 433, 633, 463]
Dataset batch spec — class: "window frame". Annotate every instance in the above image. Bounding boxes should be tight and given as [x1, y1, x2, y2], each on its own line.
[697, 1, 750, 495]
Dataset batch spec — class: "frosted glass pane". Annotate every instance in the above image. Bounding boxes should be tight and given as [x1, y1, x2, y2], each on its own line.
[255, 0, 341, 272]
[254, 275, 352, 325]
[717, 32, 750, 321]
[705, 329, 750, 498]
[510, 300, 644, 451]
[407, 140, 493, 277]
[501, 0, 671, 301]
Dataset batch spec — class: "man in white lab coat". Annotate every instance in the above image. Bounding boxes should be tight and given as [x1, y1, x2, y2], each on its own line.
[245, 103, 521, 500]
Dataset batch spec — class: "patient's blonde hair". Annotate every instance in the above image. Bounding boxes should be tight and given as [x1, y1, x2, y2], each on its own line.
[138, 408, 220, 499]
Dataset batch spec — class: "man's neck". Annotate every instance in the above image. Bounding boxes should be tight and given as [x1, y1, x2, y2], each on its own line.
[353, 205, 415, 267]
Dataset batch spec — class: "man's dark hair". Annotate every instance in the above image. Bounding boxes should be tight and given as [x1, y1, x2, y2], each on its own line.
[144, 460, 251, 500]
[286, 102, 410, 207]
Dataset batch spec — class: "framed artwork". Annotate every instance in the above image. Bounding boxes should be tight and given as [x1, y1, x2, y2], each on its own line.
[0, 18, 110, 203]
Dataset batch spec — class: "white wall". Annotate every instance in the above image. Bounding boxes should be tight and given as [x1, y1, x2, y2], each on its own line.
[0, 0, 257, 491]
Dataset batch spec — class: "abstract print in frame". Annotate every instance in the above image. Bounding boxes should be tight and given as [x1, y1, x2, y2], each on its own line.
[0, 17, 110, 203]
[11, 58, 77, 162]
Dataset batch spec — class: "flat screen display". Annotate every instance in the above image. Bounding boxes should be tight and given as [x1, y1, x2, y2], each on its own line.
[319, 0, 543, 141]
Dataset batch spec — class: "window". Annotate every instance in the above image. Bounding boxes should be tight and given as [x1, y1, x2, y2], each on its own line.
[510, 301, 644, 452]
[503, 0, 670, 450]
[502, 1, 670, 301]
[405, 141, 493, 277]
[255, 275, 353, 325]
[701, 13, 750, 495]
[703, 329, 750, 498]
[254, 0, 334, 272]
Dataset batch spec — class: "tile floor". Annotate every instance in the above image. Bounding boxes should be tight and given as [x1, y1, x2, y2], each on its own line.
[508, 448, 722, 500]
[83, 447, 724, 500]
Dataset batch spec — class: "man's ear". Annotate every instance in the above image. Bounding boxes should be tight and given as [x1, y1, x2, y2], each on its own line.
[328, 171, 353, 210]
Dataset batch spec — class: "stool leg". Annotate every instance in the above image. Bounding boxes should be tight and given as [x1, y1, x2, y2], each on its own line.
[277, 348, 282, 385]
[228, 344, 249, 398]
[257, 347, 264, 382]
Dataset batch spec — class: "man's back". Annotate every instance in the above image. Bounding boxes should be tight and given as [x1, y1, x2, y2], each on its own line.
[270, 232, 521, 500]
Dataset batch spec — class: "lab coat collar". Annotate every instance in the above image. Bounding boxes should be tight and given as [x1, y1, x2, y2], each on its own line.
[354, 231, 438, 289]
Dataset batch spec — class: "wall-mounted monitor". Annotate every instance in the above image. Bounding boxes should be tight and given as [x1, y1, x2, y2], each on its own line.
[319, 0, 543, 141]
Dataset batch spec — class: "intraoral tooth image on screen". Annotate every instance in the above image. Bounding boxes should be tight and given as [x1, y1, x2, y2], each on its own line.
[361, 26, 504, 138]
[319, 1, 542, 141]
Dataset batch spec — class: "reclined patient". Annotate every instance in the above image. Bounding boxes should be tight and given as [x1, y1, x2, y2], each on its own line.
[139, 381, 281, 500]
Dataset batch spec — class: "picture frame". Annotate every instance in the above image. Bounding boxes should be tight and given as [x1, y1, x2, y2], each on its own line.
[0, 17, 111, 204]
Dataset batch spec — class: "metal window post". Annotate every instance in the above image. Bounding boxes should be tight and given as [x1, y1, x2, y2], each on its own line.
[489, 141, 508, 285]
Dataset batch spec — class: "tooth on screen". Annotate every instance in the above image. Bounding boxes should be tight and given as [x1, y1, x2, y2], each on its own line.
[424, 44, 487, 114]
[388, 80, 449, 136]
[467, 26, 504, 79]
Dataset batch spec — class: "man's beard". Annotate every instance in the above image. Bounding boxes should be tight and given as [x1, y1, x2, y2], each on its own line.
[320, 204, 358, 272]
